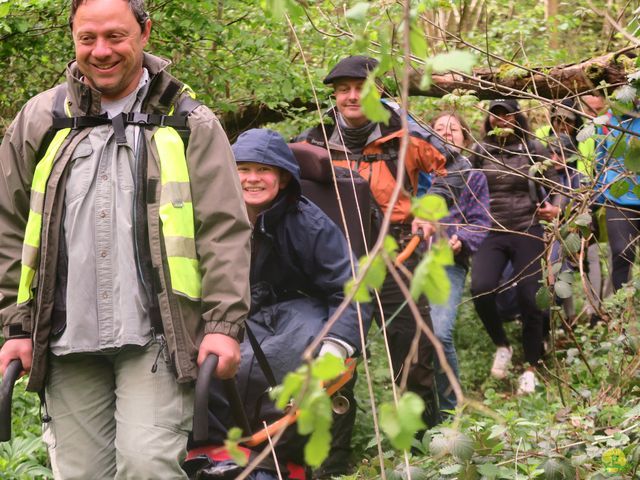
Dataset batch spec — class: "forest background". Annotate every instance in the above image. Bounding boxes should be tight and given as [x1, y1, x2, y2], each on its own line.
[0, 0, 639, 479]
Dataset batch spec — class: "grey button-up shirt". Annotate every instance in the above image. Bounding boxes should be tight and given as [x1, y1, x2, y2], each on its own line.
[51, 70, 153, 354]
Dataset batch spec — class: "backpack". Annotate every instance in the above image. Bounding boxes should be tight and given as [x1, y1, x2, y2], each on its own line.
[288, 142, 381, 258]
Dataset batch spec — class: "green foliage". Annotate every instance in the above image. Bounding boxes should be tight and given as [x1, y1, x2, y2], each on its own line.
[344, 252, 387, 302]
[410, 238, 453, 304]
[0, 434, 53, 479]
[0, 379, 51, 479]
[488, 127, 515, 138]
[345, 2, 370, 22]
[624, 137, 640, 173]
[224, 427, 247, 467]
[379, 392, 425, 451]
[360, 74, 390, 125]
[270, 354, 346, 467]
[429, 50, 477, 74]
[410, 194, 448, 222]
[610, 179, 630, 198]
[536, 285, 552, 309]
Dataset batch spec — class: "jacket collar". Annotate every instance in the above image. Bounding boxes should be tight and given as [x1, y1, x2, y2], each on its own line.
[64, 53, 184, 116]
[255, 192, 298, 235]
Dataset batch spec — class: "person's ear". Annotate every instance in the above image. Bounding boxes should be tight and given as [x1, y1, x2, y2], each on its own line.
[279, 171, 292, 189]
[141, 19, 152, 46]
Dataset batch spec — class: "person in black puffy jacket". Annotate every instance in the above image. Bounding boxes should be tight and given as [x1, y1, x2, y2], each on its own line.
[470, 100, 560, 395]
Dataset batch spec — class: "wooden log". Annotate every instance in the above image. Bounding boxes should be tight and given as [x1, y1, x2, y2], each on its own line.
[219, 48, 637, 136]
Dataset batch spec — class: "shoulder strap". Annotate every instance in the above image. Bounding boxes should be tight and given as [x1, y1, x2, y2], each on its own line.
[43, 87, 203, 148]
[244, 322, 278, 389]
[35, 85, 70, 161]
[357, 138, 413, 194]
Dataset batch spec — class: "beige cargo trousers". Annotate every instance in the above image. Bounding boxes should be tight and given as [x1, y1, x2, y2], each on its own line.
[43, 341, 194, 479]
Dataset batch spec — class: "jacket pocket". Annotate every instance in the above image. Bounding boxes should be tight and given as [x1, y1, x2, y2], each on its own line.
[64, 143, 94, 204]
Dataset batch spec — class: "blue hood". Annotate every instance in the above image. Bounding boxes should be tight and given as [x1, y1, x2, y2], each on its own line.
[232, 129, 301, 196]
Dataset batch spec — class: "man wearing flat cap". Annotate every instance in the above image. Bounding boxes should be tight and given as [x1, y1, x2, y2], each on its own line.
[296, 55, 468, 476]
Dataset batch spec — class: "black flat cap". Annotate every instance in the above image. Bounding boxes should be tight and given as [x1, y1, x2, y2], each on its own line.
[323, 56, 379, 85]
[488, 99, 520, 114]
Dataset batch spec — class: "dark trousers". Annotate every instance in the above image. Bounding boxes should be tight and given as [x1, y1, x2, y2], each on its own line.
[470, 227, 546, 365]
[375, 255, 440, 428]
[606, 204, 640, 291]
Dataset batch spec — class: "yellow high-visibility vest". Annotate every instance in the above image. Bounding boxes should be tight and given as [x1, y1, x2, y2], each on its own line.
[17, 94, 201, 304]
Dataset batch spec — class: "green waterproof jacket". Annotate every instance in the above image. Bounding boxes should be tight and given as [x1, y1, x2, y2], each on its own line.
[0, 53, 251, 391]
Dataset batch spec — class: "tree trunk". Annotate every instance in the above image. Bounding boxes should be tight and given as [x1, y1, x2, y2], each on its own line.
[408, 49, 633, 99]
[546, 0, 559, 50]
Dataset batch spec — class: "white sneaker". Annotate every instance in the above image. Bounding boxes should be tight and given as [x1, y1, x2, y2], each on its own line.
[490, 346, 513, 379]
[517, 370, 538, 395]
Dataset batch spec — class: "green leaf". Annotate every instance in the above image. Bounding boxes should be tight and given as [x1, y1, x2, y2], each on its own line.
[360, 75, 390, 125]
[450, 433, 474, 461]
[419, 60, 434, 90]
[272, 370, 303, 409]
[364, 254, 387, 291]
[574, 213, 592, 227]
[379, 392, 426, 451]
[345, 2, 370, 21]
[430, 433, 450, 457]
[576, 123, 596, 143]
[554, 280, 573, 299]
[344, 277, 371, 303]
[384, 235, 399, 256]
[261, 0, 286, 19]
[304, 425, 331, 467]
[311, 353, 346, 381]
[409, 20, 428, 59]
[610, 179, 630, 198]
[488, 424, 507, 440]
[625, 137, 640, 172]
[542, 457, 573, 480]
[536, 286, 551, 309]
[224, 427, 248, 466]
[610, 136, 628, 158]
[411, 194, 449, 221]
[429, 50, 477, 74]
[410, 239, 452, 305]
[477, 463, 500, 479]
[633, 184, 640, 199]
[564, 232, 581, 254]
[557, 271, 574, 284]
[488, 127, 515, 138]
[0, 2, 9, 18]
[297, 389, 330, 434]
[439, 464, 462, 475]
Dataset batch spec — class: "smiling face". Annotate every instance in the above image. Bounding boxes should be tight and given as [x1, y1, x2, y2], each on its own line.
[72, 0, 151, 102]
[333, 78, 369, 128]
[237, 162, 290, 218]
[433, 114, 466, 150]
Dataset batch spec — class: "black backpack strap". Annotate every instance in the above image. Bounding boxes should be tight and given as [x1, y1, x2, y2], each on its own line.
[350, 138, 413, 194]
[244, 322, 278, 389]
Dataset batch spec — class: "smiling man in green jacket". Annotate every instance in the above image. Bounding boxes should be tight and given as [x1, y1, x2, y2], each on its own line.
[0, 0, 251, 477]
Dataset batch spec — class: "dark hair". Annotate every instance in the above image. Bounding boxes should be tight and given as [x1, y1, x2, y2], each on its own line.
[69, 0, 149, 31]
[429, 111, 473, 148]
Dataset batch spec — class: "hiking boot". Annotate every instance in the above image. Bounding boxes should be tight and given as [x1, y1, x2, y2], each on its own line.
[517, 370, 538, 395]
[490, 346, 513, 379]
